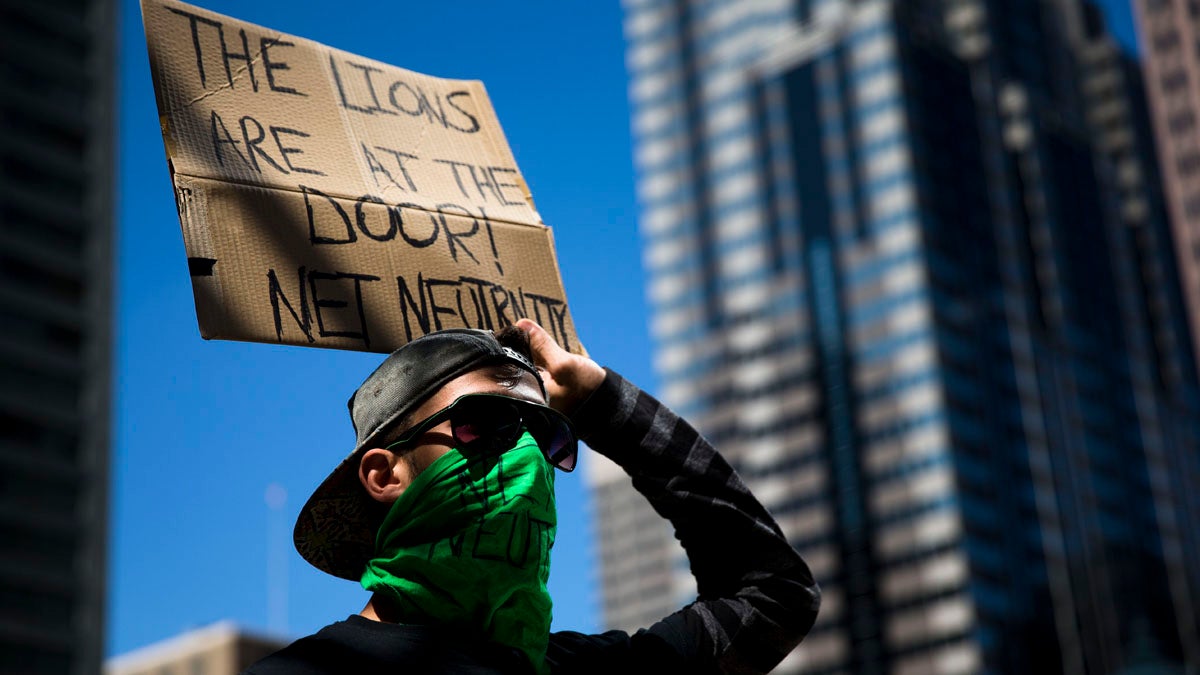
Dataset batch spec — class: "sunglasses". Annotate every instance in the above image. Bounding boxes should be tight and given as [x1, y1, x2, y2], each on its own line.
[384, 393, 578, 472]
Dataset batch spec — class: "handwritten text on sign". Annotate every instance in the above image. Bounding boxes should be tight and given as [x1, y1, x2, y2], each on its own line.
[144, 0, 579, 353]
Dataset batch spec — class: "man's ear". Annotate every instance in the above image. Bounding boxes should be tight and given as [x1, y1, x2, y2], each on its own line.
[359, 448, 410, 503]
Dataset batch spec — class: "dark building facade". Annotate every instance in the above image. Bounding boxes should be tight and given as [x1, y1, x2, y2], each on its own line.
[1134, 0, 1200, 387]
[0, 0, 116, 673]
[608, 0, 1200, 672]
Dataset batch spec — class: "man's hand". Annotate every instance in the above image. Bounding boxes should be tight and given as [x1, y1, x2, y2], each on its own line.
[515, 318, 606, 415]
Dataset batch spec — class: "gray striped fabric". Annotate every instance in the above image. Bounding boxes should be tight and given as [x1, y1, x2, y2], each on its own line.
[553, 369, 821, 674]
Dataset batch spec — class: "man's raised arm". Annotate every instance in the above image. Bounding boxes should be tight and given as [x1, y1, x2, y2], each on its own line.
[519, 320, 820, 674]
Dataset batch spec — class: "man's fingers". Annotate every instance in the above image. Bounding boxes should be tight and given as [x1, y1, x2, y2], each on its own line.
[515, 318, 559, 366]
[515, 318, 605, 413]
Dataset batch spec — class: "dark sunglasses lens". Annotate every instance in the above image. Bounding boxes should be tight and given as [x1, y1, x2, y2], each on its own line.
[527, 410, 577, 472]
[547, 430, 576, 472]
[452, 399, 523, 451]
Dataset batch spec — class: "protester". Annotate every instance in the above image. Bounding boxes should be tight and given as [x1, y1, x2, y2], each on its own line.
[244, 318, 820, 674]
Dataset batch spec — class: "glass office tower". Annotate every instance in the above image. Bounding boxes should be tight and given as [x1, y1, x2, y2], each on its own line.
[600, 0, 1200, 672]
[0, 0, 116, 673]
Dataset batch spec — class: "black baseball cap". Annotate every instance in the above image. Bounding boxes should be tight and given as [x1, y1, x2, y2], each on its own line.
[293, 329, 547, 580]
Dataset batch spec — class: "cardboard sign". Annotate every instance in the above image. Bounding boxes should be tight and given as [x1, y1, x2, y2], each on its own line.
[142, 0, 581, 353]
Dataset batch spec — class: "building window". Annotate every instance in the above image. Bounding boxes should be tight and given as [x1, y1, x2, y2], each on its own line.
[1184, 193, 1200, 219]
[1169, 109, 1196, 133]
[1178, 151, 1200, 175]
[1154, 29, 1181, 52]
[1162, 69, 1189, 93]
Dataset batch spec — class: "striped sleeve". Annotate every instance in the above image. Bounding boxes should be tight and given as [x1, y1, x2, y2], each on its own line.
[564, 369, 820, 674]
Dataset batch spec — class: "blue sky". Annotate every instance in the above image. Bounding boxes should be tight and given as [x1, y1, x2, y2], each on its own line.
[110, 0, 1138, 657]
[113, 0, 647, 655]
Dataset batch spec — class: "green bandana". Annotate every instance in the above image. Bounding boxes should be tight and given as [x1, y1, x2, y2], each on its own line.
[361, 432, 556, 673]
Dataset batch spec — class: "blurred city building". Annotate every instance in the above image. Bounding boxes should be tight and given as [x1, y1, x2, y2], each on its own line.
[0, 0, 117, 673]
[105, 622, 285, 675]
[599, 0, 1200, 673]
[1134, 0, 1200, 383]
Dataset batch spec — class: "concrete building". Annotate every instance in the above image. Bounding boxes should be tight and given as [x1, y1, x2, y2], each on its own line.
[106, 623, 285, 675]
[0, 0, 116, 674]
[1134, 0, 1200, 381]
[601, 0, 1200, 672]
[1079, 2, 1198, 396]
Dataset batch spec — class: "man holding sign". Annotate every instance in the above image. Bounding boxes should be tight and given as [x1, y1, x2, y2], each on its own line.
[142, 2, 818, 670]
[244, 320, 819, 674]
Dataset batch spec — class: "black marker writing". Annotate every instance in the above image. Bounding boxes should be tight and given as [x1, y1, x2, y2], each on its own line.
[396, 272, 572, 351]
[329, 55, 480, 133]
[267, 266, 314, 344]
[260, 38, 305, 96]
[423, 454, 554, 570]
[211, 112, 323, 176]
[309, 270, 382, 347]
[167, 8, 257, 92]
[432, 159, 526, 206]
[299, 189, 503, 273]
[270, 126, 322, 175]
[266, 265, 380, 347]
[362, 144, 419, 192]
[166, 7, 306, 97]
[266, 266, 573, 363]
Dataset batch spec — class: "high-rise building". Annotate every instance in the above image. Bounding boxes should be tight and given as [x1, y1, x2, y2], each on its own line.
[601, 0, 1200, 672]
[0, 0, 117, 673]
[1134, 0, 1200, 382]
[105, 623, 285, 675]
[1079, 2, 1198, 397]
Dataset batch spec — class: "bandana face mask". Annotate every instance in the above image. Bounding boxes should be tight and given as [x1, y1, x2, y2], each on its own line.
[361, 431, 556, 673]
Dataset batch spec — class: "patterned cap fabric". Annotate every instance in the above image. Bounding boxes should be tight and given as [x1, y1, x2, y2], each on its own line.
[294, 328, 545, 580]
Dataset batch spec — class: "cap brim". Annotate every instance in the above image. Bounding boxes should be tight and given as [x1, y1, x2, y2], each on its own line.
[294, 328, 552, 581]
[293, 446, 380, 581]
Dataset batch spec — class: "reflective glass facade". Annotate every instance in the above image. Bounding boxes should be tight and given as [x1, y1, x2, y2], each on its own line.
[605, 0, 1200, 673]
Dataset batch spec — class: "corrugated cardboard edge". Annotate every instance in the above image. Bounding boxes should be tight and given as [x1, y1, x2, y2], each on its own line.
[460, 83, 541, 221]
[542, 227, 586, 357]
[173, 175, 224, 338]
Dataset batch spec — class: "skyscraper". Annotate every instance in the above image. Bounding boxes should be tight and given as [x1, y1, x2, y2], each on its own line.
[1134, 0, 1200, 383]
[601, 0, 1200, 672]
[0, 0, 116, 673]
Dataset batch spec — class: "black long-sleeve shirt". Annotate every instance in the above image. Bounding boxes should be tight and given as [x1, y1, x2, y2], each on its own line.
[244, 370, 819, 674]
